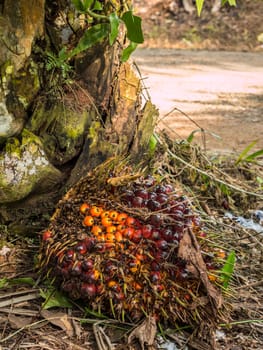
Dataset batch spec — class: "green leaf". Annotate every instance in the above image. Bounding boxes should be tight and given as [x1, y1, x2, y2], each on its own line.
[149, 134, 158, 153]
[72, 0, 93, 12]
[72, 0, 84, 11]
[235, 140, 258, 165]
[222, 0, 236, 5]
[121, 11, 144, 44]
[0, 278, 8, 288]
[93, 0, 103, 10]
[9, 277, 36, 286]
[70, 23, 110, 58]
[0, 277, 35, 288]
[220, 251, 236, 289]
[109, 12, 120, 45]
[244, 149, 263, 162]
[58, 47, 68, 61]
[40, 288, 72, 309]
[121, 41, 138, 62]
[186, 129, 200, 143]
[83, 307, 108, 320]
[195, 0, 204, 16]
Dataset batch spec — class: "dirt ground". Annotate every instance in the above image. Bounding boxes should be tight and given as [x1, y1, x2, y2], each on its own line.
[133, 0, 263, 154]
[134, 49, 263, 153]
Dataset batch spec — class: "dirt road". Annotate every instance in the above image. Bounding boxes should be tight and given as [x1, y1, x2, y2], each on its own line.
[133, 49, 263, 153]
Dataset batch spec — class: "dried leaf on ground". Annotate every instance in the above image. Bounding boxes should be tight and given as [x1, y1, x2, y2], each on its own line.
[128, 316, 157, 350]
[40, 309, 76, 337]
[8, 314, 33, 329]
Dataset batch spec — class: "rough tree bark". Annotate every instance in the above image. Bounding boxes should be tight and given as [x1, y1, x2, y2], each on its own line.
[0, 0, 158, 235]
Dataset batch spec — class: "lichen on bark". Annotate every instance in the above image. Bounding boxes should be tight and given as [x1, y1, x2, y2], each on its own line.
[0, 129, 62, 203]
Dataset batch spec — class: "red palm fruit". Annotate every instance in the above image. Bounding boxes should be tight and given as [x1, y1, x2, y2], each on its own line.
[172, 222, 184, 234]
[42, 230, 52, 241]
[216, 249, 226, 259]
[105, 242, 115, 250]
[155, 239, 168, 251]
[121, 190, 134, 204]
[155, 250, 169, 261]
[151, 261, 160, 271]
[91, 225, 103, 236]
[170, 209, 184, 221]
[150, 271, 161, 283]
[156, 193, 168, 205]
[96, 283, 104, 295]
[107, 280, 120, 292]
[65, 249, 75, 261]
[109, 210, 119, 220]
[82, 269, 100, 282]
[148, 192, 157, 201]
[60, 264, 72, 278]
[149, 214, 162, 227]
[71, 261, 82, 276]
[106, 225, 117, 234]
[82, 258, 94, 271]
[126, 216, 138, 227]
[123, 227, 134, 240]
[198, 231, 207, 238]
[75, 241, 87, 255]
[83, 215, 94, 227]
[80, 203, 90, 214]
[95, 243, 106, 253]
[142, 224, 153, 239]
[105, 232, 115, 243]
[104, 261, 116, 276]
[131, 196, 144, 208]
[129, 259, 141, 273]
[132, 229, 142, 243]
[133, 282, 143, 291]
[192, 216, 201, 227]
[114, 291, 125, 302]
[134, 189, 149, 200]
[101, 217, 112, 227]
[147, 199, 161, 212]
[161, 228, 173, 242]
[153, 284, 165, 293]
[208, 274, 217, 282]
[155, 185, 167, 194]
[135, 252, 145, 262]
[116, 212, 128, 224]
[116, 223, 126, 233]
[83, 237, 97, 251]
[81, 283, 97, 298]
[151, 229, 161, 240]
[184, 293, 191, 301]
[90, 206, 103, 217]
[62, 281, 73, 293]
[144, 175, 155, 187]
[97, 233, 106, 242]
[115, 231, 123, 242]
[164, 184, 173, 194]
[101, 210, 110, 219]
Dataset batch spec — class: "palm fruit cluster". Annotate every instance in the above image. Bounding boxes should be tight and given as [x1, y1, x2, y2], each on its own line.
[39, 163, 224, 325]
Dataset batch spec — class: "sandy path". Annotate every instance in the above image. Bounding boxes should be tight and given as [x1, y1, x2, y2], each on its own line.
[133, 49, 263, 153]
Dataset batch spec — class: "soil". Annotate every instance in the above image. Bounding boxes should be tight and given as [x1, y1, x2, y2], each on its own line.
[133, 0, 263, 154]
[134, 49, 263, 153]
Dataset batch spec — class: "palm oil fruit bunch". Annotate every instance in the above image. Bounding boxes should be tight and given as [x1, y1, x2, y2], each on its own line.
[39, 171, 224, 326]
